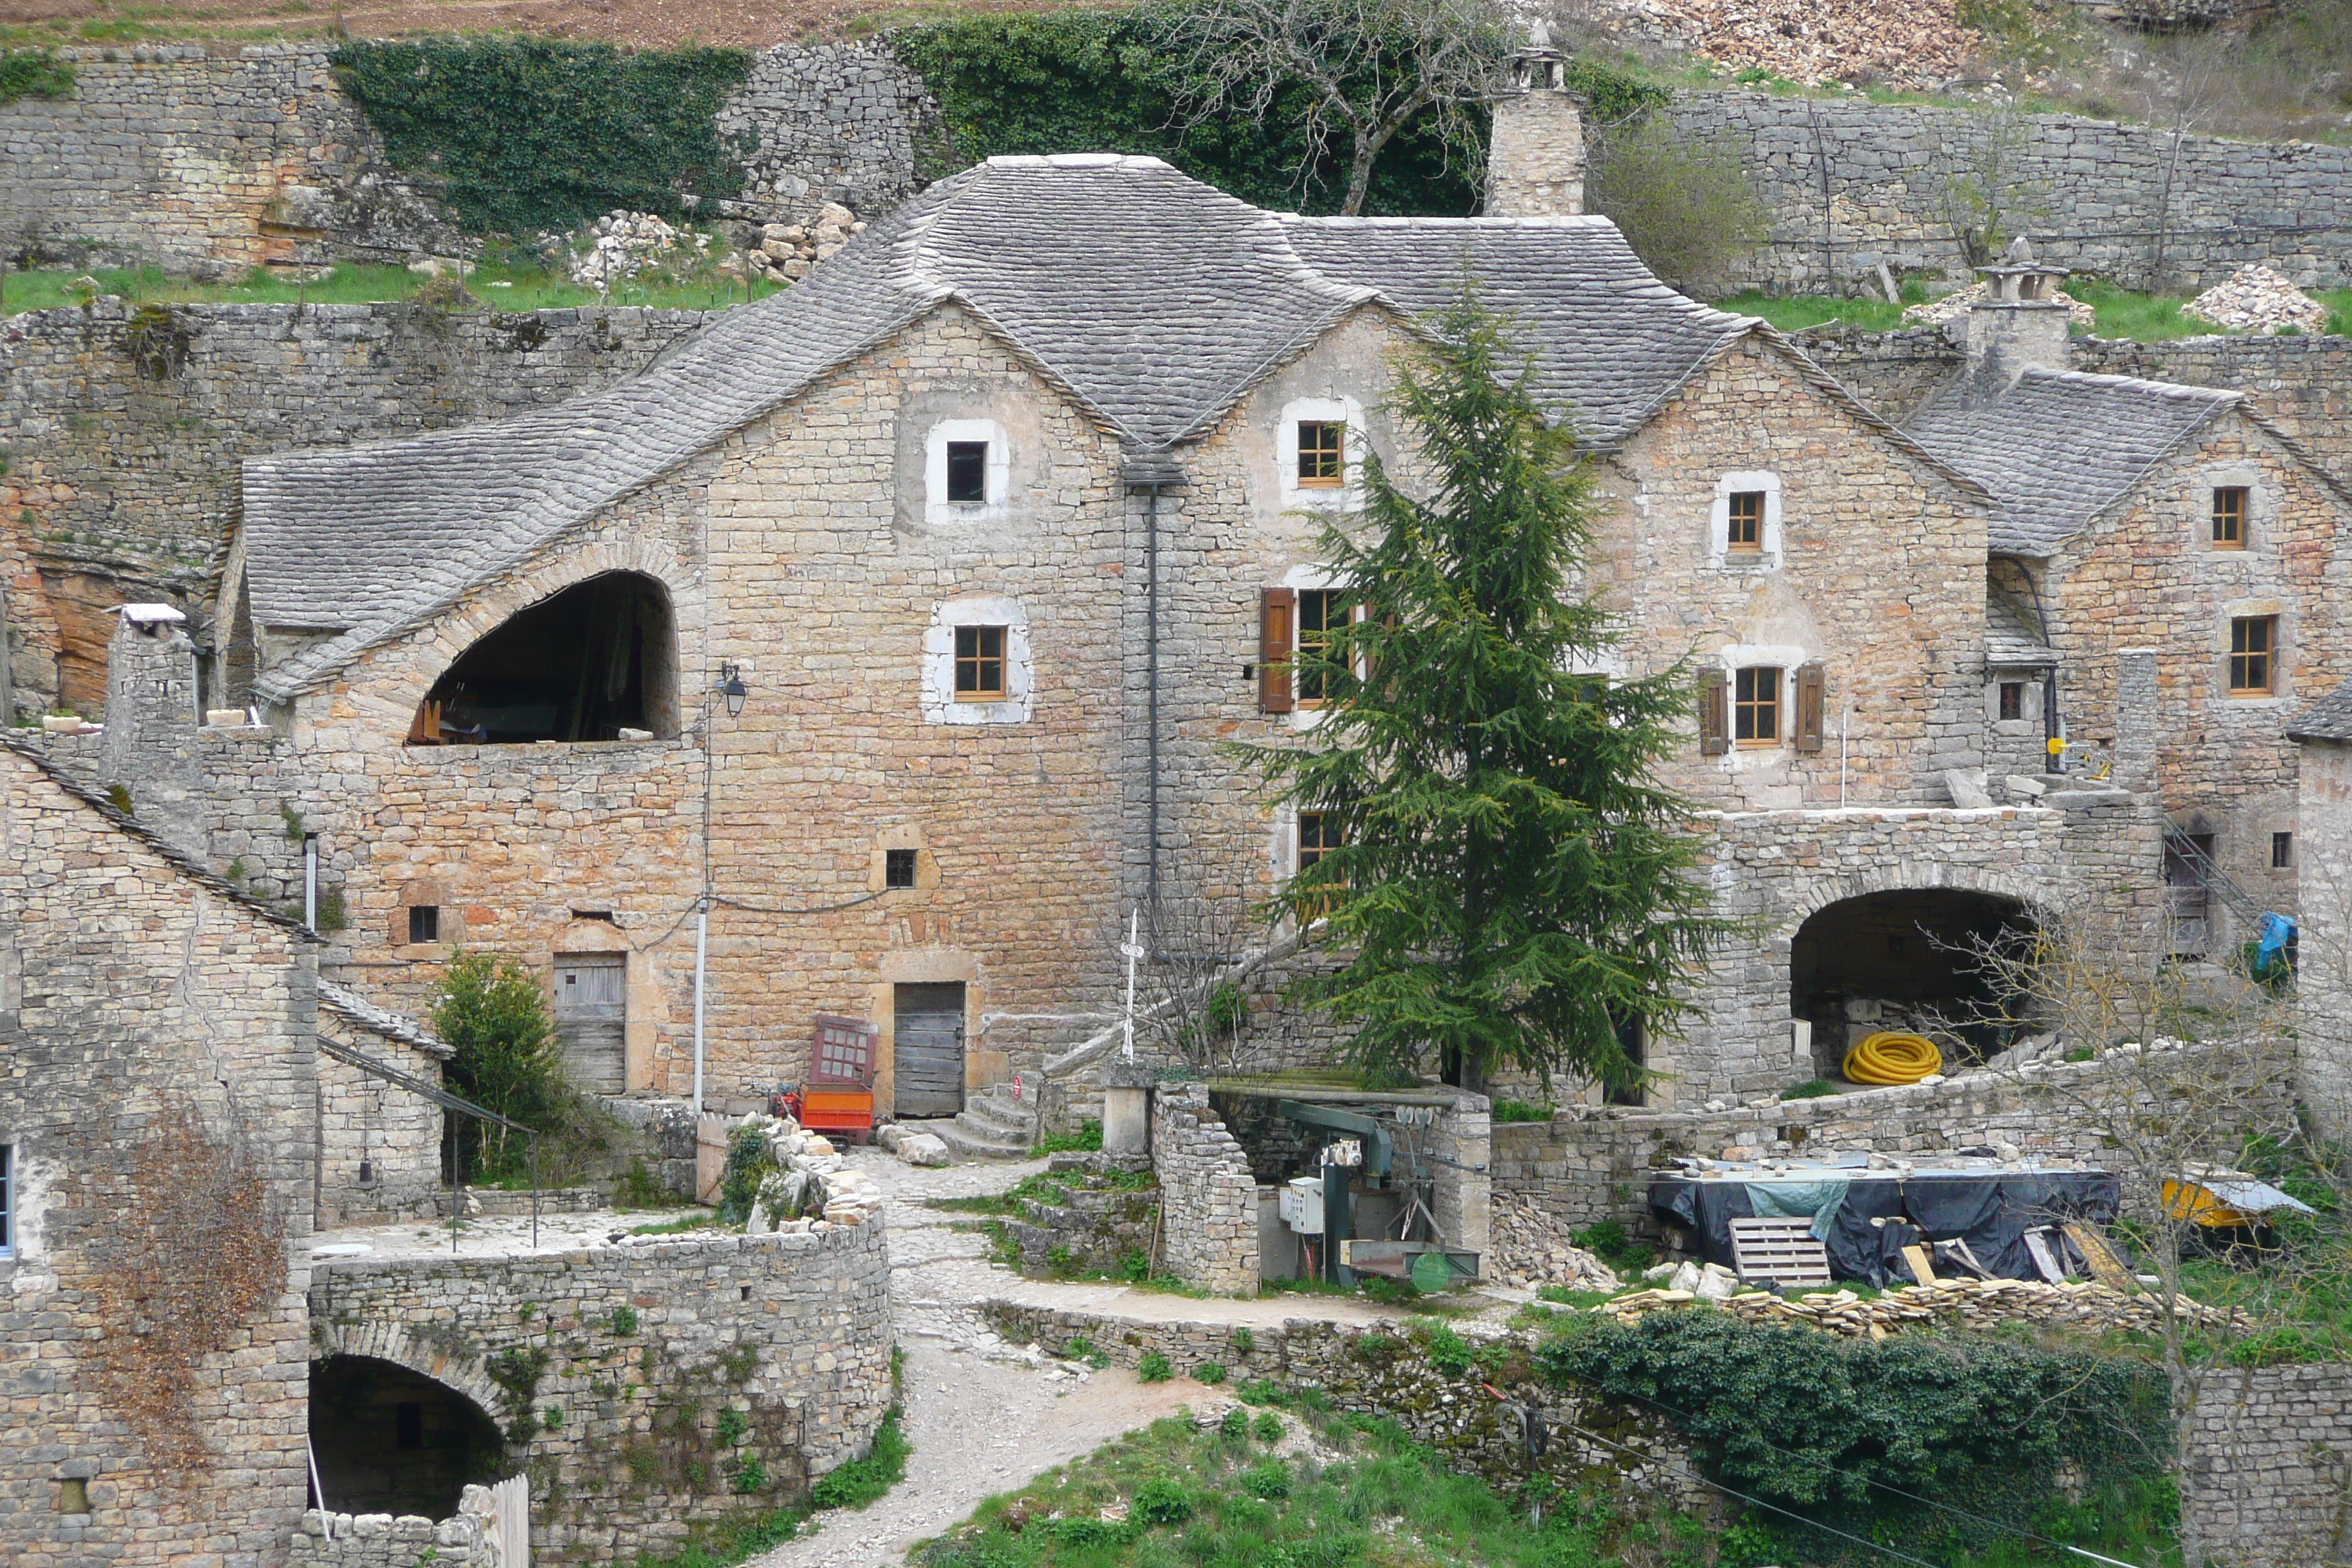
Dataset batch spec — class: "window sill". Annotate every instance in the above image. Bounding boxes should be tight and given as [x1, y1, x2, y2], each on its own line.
[1714, 556, 1776, 572]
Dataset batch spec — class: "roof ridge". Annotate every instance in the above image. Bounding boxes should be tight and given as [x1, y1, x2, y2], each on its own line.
[2017, 365, 2241, 404]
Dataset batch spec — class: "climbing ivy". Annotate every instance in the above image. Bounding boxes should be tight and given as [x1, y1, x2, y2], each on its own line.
[330, 40, 753, 235]
[1538, 1310, 2171, 1560]
[0, 48, 74, 106]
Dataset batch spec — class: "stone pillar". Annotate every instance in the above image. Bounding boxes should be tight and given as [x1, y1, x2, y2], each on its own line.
[2291, 729, 2352, 1138]
[2112, 647, 2159, 794]
[1100, 1058, 1153, 1157]
[99, 603, 197, 779]
[1485, 48, 1586, 218]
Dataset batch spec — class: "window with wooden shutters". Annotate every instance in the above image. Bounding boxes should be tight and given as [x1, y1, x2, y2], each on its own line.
[1259, 588, 1296, 713]
[1295, 589, 1348, 705]
[1794, 663, 1825, 753]
[1699, 668, 1728, 755]
[1735, 667, 1781, 745]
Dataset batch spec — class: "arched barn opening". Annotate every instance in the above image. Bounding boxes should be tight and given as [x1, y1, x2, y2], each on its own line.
[409, 572, 678, 745]
[309, 1354, 508, 1518]
[1790, 889, 2040, 1073]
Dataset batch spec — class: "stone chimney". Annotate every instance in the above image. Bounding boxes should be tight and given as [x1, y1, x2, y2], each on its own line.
[1961, 235, 2073, 391]
[100, 603, 197, 777]
[1485, 23, 1587, 218]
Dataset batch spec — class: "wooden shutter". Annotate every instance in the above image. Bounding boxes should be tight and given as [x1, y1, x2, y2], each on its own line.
[1795, 663, 1825, 754]
[1699, 668, 1728, 755]
[1259, 588, 1297, 714]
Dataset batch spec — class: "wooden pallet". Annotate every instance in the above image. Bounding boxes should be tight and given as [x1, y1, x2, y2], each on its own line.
[1729, 1216, 1834, 1287]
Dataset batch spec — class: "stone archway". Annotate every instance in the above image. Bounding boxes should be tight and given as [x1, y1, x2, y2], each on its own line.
[311, 1317, 511, 1422]
[412, 570, 679, 744]
[1790, 887, 2040, 1074]
[309, 1352, 508, 1519]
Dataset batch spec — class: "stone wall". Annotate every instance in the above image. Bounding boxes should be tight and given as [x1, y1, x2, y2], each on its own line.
[1150, 1083, 1260, 1296]
[309, 1218, 894, 1566]
[290, 1491, 507, 1568]
[0, 738, 319, 1568]
[713, 42, 938, 222]
[1490, 1037, 2299, 1237]
[981, 1301, 1711, 1513]
[0, 298, 719, 717]
[2294, 737, 2352, 1140]
[2185, 1360, 2352, 1568]
[317, 1016, 447, 1225]
[1002, 1153, 1159, 1278]
[1654, 90, 2352, 293]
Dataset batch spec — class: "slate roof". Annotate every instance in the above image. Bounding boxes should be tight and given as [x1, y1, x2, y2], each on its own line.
[318, 977, 453, 1060]
[1986, 590, 2057, 668]
[241, 156, 1765, 701]
[1905, 367, 2238, 556]
[2287, 678, 2352, 743]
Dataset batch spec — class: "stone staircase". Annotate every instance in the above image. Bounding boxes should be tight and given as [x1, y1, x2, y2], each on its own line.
[929, 1083, 1039, 1159]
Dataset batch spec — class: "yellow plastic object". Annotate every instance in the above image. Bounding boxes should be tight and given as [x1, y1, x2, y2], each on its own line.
[1844, 1031, 1942, 1086]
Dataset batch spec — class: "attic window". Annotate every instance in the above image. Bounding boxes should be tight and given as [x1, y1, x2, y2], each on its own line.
[2212, 487, 2247, 549]
[945, 442, 988, 504]
[1727, 491, 1765, 553]
[1297, 421, 1344, 486]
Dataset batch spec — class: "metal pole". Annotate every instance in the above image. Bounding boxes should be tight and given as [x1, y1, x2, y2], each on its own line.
[1120, 907, 1142, 1061]
[304, 832, 318, 930]
[1144, 484, 1161, 911]
[692, 902, 708, 1117]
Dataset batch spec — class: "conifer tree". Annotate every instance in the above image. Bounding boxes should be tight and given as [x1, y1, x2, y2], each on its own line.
[1248, 294, 1727, 1091]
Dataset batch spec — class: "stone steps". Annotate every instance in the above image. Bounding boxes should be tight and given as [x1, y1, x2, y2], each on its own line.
[932, 1085, 1039, 1159]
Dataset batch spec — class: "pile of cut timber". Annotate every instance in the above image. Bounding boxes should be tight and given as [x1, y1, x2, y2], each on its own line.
[1593, 1275, 2251, 1338]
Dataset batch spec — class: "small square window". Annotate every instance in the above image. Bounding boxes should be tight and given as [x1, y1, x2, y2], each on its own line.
[944, 441, 988, 504]
[58, 1477, 88, 1515]
[2212, 487, 2247, 549]
[395, 1402, 424, 1451]
[1294, 589, 1349, 705]
[1998, 682, 2024, 721]
[1727, 491, 1765, 553]
[1297, 421, 1345, 486]
[2273, 831, 2293, 870]
[954, 625, 1006, 701]
[2228, 615, 2276, 696]
[884, 848, 918, 889]
[408, 905, 440, 944]
[1734, 666, 1781, 745]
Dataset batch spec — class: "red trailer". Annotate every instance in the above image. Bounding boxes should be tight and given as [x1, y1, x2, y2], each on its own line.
[792, 1014, 878, 1142]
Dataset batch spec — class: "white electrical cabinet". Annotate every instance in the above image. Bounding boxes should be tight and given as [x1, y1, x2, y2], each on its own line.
[1279, 1175, 1325, 1234]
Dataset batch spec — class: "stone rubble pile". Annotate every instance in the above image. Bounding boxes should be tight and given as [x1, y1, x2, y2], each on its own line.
[1596, 1274, 2252, 1338]
[1490, 1191, 1623, 1292]
[2185, 264, 2332, 336]
[1903, 278, 2099, 328]
[743, 1112, 883, 1232]
[1591, 0, 1985, 89]
[723, 201, 867, 286]
[565, 209, 712, 290]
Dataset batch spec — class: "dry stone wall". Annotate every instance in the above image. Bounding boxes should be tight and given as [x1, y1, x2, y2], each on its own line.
[2183, 1360, 2352, 1568]
[714, 42, 939, 222]
[309, 1219, 893, 1567]
[1656, 90, 2352, 293]
[1150, 1083, 1261, 1295]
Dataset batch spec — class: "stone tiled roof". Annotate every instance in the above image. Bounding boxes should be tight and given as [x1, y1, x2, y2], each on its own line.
[1904, 367, 2237, 556]
[1986, 588, 2057, 668]
[318, 977, 453, 1060]
[2287, 678, 2352, 743]
[241, 156, 1760, 701]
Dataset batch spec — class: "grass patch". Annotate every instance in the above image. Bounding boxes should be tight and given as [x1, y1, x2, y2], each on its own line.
[1780, 1078, 1839, 1101]
[809, 1406, 911, 1510]
[1714, 289, 1911, 333]
[1490, 1098, 1553, 1124]
[0, 259, 785, 317]
[1713, 282, 2352, 345]
[629, 1210, 724, 1235]
[1039, 1118, 1104, 1155]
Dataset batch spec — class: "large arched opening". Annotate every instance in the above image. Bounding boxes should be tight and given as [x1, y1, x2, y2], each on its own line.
[409, 571, 678, 745]
[1790, 889, 2040, 1073]
[309, 1354, 508, 1518]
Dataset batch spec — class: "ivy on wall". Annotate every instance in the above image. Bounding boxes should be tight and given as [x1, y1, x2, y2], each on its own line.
[331, 40, 753, 236]
[890, 12, 1484, 218]
[1539, 1311, 2172, 1560]
[0, 47, 75, 105]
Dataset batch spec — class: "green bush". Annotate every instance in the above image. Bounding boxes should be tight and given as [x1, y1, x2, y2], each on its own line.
[1194, 1360, 1227, 1384]
[809, 1409, 910, 1510]
[718, 1123, 776, 1224]
[1253, 1411, 1284, 1443]
[435, 951, 568, 1179]
[1243, 1458, 1292, 1499]
[1588, 116, 1770, 295]
[0, 48, 74, 106]
[716, 1409, 747, 1446]
[1419, 1321, 1474, 1377]
[1137, 1352, 1174, 1383]
[1569, 1218, 1655, 1273]
[1220, 1407, 1251, 1438]
[1131, 1477, 1194, 1526]
[333, 40, 753, 235]
[1490, 1098, 1555, 1123]
[1229, 1326, 1255, 1355]
[730, 1455, 769, 1495]
[610, 1304, 638, 1335]
[1781, 1079, 1839, 1101]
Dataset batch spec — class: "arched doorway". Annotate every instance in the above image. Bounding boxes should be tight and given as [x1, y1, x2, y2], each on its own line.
[410, 572, 678, 745]
[309, 1354, 508, 1518]
[1790, 889, 2039, 1073]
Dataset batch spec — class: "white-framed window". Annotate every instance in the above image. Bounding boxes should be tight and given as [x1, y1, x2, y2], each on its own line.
[1278, 397, 1366, 508]
[924, 419, 1011, 527]
[922, 595, 1033, 725]
[1708, 472, 1782, 568]
[2194, 465, 2268, 554]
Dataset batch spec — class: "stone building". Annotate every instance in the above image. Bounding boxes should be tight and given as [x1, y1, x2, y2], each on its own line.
[63, 146, 2333, 1117]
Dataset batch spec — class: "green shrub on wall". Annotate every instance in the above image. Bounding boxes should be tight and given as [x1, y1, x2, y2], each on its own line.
[890, 11, 1481, 217]
[1539, 1310, 2172, 1560]
[0, 48, 75, 106]
[331, 40, 753, 235]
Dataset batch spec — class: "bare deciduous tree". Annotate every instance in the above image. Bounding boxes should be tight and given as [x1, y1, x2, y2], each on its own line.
[1937, 905, 2347, 1568]
[1935, 97, 2051, 271]
[1142, 0, 1515, 215]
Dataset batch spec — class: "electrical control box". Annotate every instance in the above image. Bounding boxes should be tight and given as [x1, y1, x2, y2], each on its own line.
[1279, 1175, 1325, 1234]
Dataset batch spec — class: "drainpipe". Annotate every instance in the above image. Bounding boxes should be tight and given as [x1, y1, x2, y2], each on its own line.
[304, 832, 319, 930]
[1145, 482, 1162, 911]
[2043, 671, 2063, 774]
[692, 900, 707, 1119]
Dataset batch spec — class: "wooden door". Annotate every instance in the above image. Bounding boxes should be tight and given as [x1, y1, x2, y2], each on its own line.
[553, 954, 627, 1094]
[892, 982, 966, 1117]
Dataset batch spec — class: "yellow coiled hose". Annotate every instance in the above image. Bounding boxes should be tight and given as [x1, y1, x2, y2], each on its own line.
[1844, 1031, 1942, 1086]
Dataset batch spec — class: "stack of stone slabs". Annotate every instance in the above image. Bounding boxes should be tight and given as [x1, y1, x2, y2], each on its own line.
[1651, 1154, 2119, 1288]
